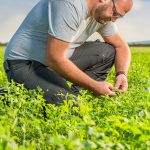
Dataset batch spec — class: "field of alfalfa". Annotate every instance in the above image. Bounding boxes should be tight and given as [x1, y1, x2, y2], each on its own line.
[0, 46, 150, 150]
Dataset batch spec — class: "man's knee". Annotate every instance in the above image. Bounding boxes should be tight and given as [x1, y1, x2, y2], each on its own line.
[92, 41, 115, 64]
[103, 43, 116, 60]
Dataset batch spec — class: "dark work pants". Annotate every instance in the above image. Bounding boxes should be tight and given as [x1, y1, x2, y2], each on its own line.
[4, 41, 115, 104]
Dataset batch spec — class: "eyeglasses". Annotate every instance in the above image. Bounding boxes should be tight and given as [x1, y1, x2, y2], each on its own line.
[112, 0, 123, 18]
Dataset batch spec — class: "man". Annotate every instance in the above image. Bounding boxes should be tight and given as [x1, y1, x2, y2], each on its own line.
[4, 0, 133, 104]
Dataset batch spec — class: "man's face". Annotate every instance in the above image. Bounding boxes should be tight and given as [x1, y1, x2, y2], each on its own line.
[93, 0, 133, 24]
[94, 0, 127, 24]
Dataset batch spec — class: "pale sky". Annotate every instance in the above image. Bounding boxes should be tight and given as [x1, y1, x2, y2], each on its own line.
[0, 0, 150, 43]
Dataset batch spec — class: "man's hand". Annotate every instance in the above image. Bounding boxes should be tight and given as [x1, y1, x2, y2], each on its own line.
[114, 74, 128, 92]
[92, 81, 116, 96]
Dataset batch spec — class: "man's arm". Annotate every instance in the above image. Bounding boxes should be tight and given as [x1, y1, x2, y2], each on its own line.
[103, 32, 131, 92]
[46, 35, 115, 96]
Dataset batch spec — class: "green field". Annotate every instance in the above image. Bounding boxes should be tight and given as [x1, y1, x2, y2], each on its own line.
[0, 46, 150, 149]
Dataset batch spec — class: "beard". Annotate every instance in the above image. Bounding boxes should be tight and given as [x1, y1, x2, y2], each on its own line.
[93, 4, 111, 24]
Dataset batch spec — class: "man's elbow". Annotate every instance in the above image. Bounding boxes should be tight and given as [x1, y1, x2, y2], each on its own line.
[46, 54, 66, 69]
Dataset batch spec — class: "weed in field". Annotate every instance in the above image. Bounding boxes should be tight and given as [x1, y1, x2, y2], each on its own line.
[0, 46, 150, 149]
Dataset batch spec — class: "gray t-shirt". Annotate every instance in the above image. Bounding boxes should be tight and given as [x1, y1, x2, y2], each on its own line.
[4, 0, 118, 65]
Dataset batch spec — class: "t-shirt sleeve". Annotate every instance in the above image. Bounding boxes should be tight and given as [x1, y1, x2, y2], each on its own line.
[48, 0, 79, 42]
[98, 21, 118, 36]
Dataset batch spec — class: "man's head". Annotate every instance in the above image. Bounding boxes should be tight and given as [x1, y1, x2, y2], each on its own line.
[90, 0, 133, 24]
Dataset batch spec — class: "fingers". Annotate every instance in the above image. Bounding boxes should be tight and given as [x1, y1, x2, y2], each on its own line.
[93, 81, 115, 96]
[108, 83, 116, 96]
[104, 82, 116, 96]
[114, 79, 121, 89]
[107, 89, 116, 96]
[119, 82, 128, 92]
[115, 74, 128, 93]
[94, 78, 128, 97]
[107, 82, 113, 90]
